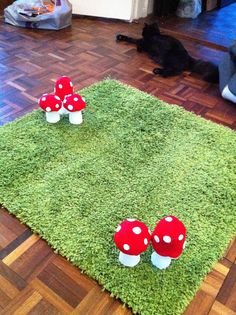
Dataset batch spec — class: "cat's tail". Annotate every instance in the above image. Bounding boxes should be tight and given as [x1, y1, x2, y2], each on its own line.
[188, 57, 219, 83]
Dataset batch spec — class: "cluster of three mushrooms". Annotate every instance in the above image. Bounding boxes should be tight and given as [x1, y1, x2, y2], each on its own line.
[39, 76, 86, 125]
[114, 216, 186, 269]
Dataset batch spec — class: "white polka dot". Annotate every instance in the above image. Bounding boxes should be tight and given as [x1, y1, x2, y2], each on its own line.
[178, 234, 184, 241]
[144, 238, 148, 245]
[59, 84, 63, 89]
[127, 218, 136, 222]
[55, 104, 60, 109]
[165, 217, 173, 222]
[70, 82, 73, 87]
[46, 107, 51, 112]
[132, 227, 142, 235]
[55, 96, 61, 101]
[42, 97, 46, 101]
[123, 244, 130, 251]
[74, 97, 78, 102]
[163, 236, 171, 243]
[154, 235, 160, 243]
[63, 99, 67, 104]
[68, 105, 73, 111]
[183, 241, 186, 249]
[116, 225, 121, 232]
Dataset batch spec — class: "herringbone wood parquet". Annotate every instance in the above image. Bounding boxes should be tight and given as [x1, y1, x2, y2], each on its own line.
[0, 4, 236, 314]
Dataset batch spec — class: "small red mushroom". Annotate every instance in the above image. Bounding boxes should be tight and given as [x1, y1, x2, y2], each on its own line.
[39, 93, 62, 123]
[151, 215, 187, 269]
[63, 93, 86, 125]
[114, 218, 151, 267]
[54, 76, 74, 102]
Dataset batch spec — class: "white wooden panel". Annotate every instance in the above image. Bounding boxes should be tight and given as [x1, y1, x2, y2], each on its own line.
[69, 0, 133, 20]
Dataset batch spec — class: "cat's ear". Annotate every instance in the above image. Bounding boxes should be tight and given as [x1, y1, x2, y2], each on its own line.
[153, 22, 159, 29]
[152, 22, 160, 33]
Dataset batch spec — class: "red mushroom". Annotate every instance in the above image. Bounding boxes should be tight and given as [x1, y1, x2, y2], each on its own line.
[151, 215, 187, 269]
[38, 93, 62, 123]
[54, 76, 74, 102]
[114, 218, 151, 267]
[63, 93, 86, 125]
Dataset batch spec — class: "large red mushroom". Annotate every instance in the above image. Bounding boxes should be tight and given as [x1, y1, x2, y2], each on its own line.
[114, 218, 151, 267]
[54, 76, 74, 101]
[63, 93, 86, 125]
[38, 93, 62, 123]
[151, 215, 187, 269]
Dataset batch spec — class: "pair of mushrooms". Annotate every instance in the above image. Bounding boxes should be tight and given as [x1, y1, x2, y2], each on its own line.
[39, 76, 86, 125]
[114, 215, 186, 269]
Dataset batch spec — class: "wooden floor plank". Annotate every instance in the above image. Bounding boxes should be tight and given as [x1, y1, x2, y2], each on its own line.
[30, 278, 73, 314]
[37, 265, 87, 308]
[2, 235, 39, 266]
[52, 256, 96, 292]
[0, 286, 38, 315]
[0, 260, 26, 291]
[11, 290, 42, 315]
[0, 274, 20, 299]
[209, 300, 236, 315]
[216, 264, 236, 312]
[8, 239, 54, 281]
[0, 209, 26, 234]
[183, 290, 215, 315]
[71, 286, 124, 315]
[27, 298, 61, 315]
[0, 230, 33, 260]
[225, 237, 236, 264]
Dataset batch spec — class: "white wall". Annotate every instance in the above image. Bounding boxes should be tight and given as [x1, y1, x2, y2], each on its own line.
[69, 0, 154, 21]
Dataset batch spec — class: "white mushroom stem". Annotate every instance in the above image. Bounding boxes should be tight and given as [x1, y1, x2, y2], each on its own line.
[151, 252, 171, 269]
[119, 252, 140, 267]
[45, 112, 60, 123]
[69, 111, 83, 125]
[58, 106, 69, 115]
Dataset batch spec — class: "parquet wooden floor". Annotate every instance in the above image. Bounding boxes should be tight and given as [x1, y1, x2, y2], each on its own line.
[158, 2, 236, 49]
[0, 5, 236, 314]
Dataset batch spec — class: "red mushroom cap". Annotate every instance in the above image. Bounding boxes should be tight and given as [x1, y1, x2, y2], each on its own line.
[63, 94, 86, 112]
[114, 218, 151, 256]
[39, 94, 62, 112]
[55, 76, 74, 101]
[151, 215, 186, 259]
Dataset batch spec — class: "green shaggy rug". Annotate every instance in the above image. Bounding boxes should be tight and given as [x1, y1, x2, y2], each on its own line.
[0, 80, 236, 315]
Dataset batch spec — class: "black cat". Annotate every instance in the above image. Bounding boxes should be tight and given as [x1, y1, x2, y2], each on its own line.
[116, 23, 219, 83]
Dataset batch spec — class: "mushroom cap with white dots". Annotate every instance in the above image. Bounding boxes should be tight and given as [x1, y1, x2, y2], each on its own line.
[114, 218, 151, 256]
[39, 94, 63, 112]
[151, 215, 187, 259]
[54, 76, 74, 101]
[63, 93, 86, 112]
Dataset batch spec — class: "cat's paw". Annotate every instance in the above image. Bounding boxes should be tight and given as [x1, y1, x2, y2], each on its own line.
[116, 34, 125, 41]
[153, 68, 163, 75]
